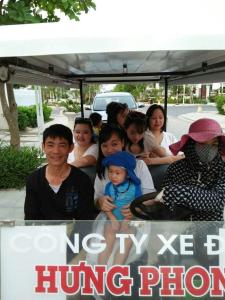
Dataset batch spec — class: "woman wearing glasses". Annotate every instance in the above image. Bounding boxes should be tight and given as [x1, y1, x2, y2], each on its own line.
[69, 118, 98, 167]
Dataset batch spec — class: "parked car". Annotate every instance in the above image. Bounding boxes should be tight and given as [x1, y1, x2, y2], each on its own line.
[85, 92, 144, 121]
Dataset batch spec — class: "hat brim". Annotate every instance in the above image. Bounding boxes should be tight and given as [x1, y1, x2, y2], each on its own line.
[170, 132, 225, 155]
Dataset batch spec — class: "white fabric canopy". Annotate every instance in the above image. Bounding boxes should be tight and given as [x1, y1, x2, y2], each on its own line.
[0, 0, 225, 85]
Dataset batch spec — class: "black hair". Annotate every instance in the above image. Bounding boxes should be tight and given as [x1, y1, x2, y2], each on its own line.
[106, 102, 128, 126]
[89, 112, 102, 127]
[124, 111, 145, 152]
[74, 117, 95, 143]
[43, 124, 73, 145]
[96, 124, 125, 179]
[145, 104, 166, 132]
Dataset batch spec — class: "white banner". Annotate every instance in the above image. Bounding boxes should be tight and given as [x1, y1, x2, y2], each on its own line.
[1, 225, 67, 300]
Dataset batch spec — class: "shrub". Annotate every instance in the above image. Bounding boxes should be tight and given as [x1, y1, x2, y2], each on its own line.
[60, 100, 81, 112]
[208, 95, 216, 103]
[18, 105, 52, 130]
[43, 104, 52, 121]
[18, 107, 29, 130]
[167, 97, 176, 104]
[0, 143, 44, 189]
[26, 105, 37, 127]
[215, 95, 225, 115]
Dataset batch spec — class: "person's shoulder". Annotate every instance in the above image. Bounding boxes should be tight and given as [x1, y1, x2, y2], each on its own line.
[89, 143, 98, 153]
[218, 158, 225, 170]
[167, 158, 186, 171]
[89, 143, 98, 149]
[105, 181, 112, 193]
[70, 165, 93, 183]
[163, 131, 177, 140]
[135, 159, 150, 176]
[144, 129, 154, 137]
[136, 159, 147, 169]
[67, 151, 75, 163]
[84, 143, 98, 158]
[105, 181, 112, 188]
[26, 165, 45, 186]
[28, 165, 45, 179]
[70, 165, 86, 175]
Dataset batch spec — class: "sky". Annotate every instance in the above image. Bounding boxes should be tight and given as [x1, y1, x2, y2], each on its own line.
[2, 0, 225, 52]
[1, 0, 225, 90]
[60, 0, 225, 35]
[59, 0, 225, 91]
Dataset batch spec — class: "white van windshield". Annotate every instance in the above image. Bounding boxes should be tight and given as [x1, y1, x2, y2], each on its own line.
[93, 95, 137, 111]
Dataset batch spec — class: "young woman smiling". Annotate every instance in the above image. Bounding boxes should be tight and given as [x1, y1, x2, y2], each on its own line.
[94, 124, 155, 217]
[145, 104, 184, 165]
[69, 118, 98, 168]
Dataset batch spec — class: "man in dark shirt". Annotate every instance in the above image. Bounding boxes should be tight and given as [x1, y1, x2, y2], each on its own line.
[24, 124, 95, 220]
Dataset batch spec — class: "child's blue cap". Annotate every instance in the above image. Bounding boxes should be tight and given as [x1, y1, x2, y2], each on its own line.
[102, 151, 141, 185]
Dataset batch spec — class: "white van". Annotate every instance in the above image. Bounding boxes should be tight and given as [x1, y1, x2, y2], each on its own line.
[86, 92, 144, 121]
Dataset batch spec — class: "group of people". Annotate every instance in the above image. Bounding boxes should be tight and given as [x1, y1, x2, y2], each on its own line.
[24, 102, 225, 227]
[68, 103, 183, 169]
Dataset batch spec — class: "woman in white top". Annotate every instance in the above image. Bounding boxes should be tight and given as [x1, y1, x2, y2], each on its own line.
[145, 104, 184, 165]
[69, 118, 98, 167]
[94, 124, 155, 218]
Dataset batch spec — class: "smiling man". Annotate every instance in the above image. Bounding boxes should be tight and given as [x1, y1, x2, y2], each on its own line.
[24, 124, 95, 220]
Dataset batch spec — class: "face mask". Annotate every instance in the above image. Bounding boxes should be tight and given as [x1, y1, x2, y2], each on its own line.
[195, 143, 218, 163]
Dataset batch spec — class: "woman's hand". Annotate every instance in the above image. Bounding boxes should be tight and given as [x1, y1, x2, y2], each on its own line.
[121, 204, 133, 220]
[141, 156, 154, 165]
[98, 195, 116, 212]
[140, 152, 149, 158]
[148, 151, 158, 158]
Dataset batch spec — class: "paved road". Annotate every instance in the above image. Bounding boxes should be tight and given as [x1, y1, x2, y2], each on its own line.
[167, 116, 189, 139]
[166, 104, 216, 117]
[139, 103, 216, 115]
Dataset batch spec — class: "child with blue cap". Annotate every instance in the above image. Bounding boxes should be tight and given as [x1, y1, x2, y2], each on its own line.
[98, 151, 142, 265]
[102, 151, 142, 220]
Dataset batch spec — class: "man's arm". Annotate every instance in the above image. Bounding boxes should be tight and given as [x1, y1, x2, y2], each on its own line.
[24, 174, 43, 220]
[78, 174, 96, 220]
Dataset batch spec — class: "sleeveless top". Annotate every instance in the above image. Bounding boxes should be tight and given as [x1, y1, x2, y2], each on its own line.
[104, 179, 142, 220]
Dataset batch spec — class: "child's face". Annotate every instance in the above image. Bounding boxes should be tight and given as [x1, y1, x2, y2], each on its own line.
[117, 108, 129, 128]
[96, 120, 102, 129]
[108, 166, 127, 185]
[126, 124, 144, 145]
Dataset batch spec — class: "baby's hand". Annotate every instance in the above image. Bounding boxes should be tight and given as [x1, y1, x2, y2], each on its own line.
[121, 204, 133, 220]
[98, 195, 115, 212]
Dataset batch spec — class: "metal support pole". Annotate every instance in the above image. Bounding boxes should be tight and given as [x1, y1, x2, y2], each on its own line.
[79, 80, 84, 117]
[164, 78, 168, 131]
[34, 86, 44, 147]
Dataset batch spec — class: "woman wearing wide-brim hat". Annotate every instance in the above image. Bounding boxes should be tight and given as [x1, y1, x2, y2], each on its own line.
[159, 118, 225, 221]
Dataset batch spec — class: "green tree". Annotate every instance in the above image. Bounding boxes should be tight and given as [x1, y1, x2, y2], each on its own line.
[0, 0, 96, 24]
[0, 0, 95, 148]
[148, 87, 163, 103]
[84, 84, 101, 104]
[170, 85, 184, 104]
[113, 83, 149, 100]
